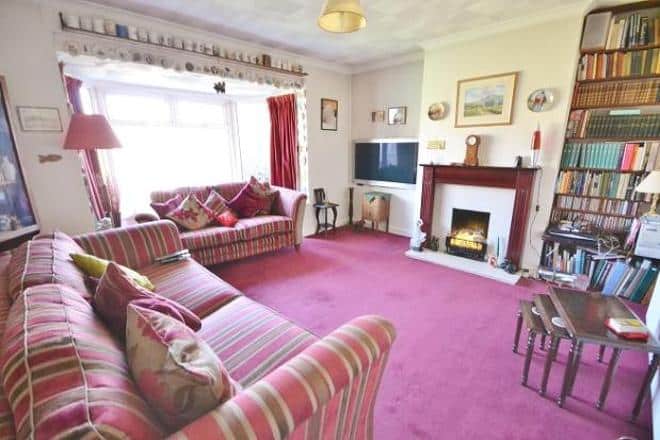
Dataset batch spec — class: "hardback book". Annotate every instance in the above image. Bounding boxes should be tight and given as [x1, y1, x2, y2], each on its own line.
[582, 12, 613, 51]
[605, 317, 649, 341]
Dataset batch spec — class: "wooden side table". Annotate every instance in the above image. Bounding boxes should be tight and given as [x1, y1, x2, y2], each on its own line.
[314, 202, 339, 235]
[362, 191, 391, 232]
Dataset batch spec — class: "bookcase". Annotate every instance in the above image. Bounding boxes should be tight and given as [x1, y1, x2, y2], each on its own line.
[540, 1, 660, 304]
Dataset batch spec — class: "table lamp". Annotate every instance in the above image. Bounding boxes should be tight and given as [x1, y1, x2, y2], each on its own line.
[63, 114, 121, 150]
[635, 170, 660, 215]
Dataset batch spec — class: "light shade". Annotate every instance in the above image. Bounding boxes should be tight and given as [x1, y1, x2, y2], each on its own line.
[635, 170, 660, 194]
[63, 114, 121, 150]
[318, 0, 366, 33]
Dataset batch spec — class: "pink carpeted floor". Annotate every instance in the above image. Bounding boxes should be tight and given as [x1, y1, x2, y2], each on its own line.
[212, 229, 652, 440]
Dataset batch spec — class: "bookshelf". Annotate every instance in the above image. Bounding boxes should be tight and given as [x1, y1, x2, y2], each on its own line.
[541, 2, 660, 304]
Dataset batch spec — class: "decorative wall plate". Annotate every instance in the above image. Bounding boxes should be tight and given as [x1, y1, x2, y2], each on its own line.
[527, 89, 555, 112]
[427, 102, 446, 121]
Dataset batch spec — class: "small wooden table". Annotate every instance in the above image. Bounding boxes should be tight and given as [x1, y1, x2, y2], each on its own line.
[550, 287, 660, 422]
[313, 202, 338, 235]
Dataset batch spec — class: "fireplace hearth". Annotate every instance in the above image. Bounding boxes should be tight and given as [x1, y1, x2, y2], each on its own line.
[446, 208, 490, 261]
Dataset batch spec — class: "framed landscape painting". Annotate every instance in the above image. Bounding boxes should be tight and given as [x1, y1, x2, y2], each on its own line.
[455, 72, 518, 127]
[0, 76, 39, 249]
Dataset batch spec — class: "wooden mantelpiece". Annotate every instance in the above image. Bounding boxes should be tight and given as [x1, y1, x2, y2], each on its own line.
[419, 164, 539, 267]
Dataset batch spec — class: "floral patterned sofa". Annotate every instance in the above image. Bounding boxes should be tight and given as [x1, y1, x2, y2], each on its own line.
[0, 221, 395, 439]
[138, 182, 307, 266]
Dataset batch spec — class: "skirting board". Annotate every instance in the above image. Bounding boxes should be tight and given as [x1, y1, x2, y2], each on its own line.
[405, 250, 521, 285]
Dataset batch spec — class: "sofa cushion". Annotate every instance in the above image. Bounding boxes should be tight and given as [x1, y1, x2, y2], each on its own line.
[151, 194, 184, 219]
[0, 284, 164, 439]
[140, 259, 241, 318]
[199, 297, 317, 387]
[8, 232, 89, 303]
[227, 181, 277, 218]
[180, 216, 293, 252]
[126, 304, 238, 431]
[203, 190, 229, 217]
[70, 252, 155, 290]
[167, 195, 215, 231]
[0, 252, 16, 439]
[94, 262, 201, 337]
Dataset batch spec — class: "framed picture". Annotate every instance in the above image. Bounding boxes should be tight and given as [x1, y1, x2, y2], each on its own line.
[321, 98, 338, 131]
[371, 110, 385, 123]
[0, 76, 39, 249]
[16, 106, 62, 132]
[388, 106, 407, 125]
[455, 72, 518, 128]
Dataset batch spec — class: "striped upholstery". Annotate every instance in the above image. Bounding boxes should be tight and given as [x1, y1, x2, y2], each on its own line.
[190, 234, 295, 266]
[181, 216, 293, 251]
[199, 297, 317, 387]
[170, 315, 396, 440]
[7, 232, 89, 303]
[0, 252, 16, 440]
[140, 258, 241, 318]
[75, 220, 183, 270]
[151, 183, 245, 205]
[0, 284, 165, 439]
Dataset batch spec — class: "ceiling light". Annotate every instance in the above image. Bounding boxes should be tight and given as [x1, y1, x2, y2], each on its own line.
[318, 0, 367, 33]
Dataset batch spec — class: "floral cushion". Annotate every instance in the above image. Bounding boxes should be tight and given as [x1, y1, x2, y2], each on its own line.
[94, 262, 201, 337]
[167, 195, 214, 230]
[151, 194, 184, 218]
[227, 178, 278, 218]
[217, 210, 239, 227]
[126, 303, 238, 431]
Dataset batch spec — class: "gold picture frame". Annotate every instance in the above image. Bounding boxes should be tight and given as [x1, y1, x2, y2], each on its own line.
[455, 72, 518, 128]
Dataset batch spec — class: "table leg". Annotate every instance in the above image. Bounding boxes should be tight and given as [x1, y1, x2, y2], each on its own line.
[522, 330, 537, 386]
[331, 206, 337, 232]
[513, 310, 523, 353]
[558, 339, 578, 407]
[540, 334, 547, 351]
[597, 345, 606, 363]
[596, 348, 621, 410]
[315, 208, 321, 235]
[540, 335, 559, 396]
[324, 208, 329, 236]
[568, 341, 584, 396]
[631, 354, 660, 423]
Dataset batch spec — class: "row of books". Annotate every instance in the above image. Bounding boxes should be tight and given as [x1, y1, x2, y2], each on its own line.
[555, 195, 639, 216]
[559, 142, 660, 171]
[555, 170, 648, 200]
[577, 49, 660, 80]
[601, 259, 658, 303]
[582, 11, 660, 52]
[550, 210, 634, 233]
[573, 78, 660, 107]
[566, 110, 660, 138]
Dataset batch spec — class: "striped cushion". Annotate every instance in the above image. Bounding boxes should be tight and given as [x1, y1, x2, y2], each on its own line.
[190, 233, 295, 266]
[181, 226, 243, 251]
[0, 252, 16, 440]
[199, 296, 317, 387]
[7, 233, 89, 303]
[0, 284, 164, 439]
[235, 216, 293, 241]
[180, 217, 292, 252]
[140, 258, 241, 319]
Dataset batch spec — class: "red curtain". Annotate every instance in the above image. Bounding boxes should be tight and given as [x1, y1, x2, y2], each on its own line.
[267, 94, 298, 189]
[64, 76, 122, 226]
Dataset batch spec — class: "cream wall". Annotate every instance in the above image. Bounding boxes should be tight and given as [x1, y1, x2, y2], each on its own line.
[417, 15, 584, 270]
[350, 61, 424, 235]
[0, 0, 352, 237]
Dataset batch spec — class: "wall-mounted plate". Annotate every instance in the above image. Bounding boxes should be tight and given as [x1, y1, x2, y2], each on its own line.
[428, 102, 446, 121]
[527, 89, 554, 112]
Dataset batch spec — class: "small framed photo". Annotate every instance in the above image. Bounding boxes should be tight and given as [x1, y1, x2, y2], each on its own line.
[16, 106, 62, 132]
[388, 106, 407, 125]
[321, 98, 338, 131]
[371, 110, 385, 122]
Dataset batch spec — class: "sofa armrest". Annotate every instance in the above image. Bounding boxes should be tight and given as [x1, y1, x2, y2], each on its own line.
[74, 220, 184, 270]
[134, 212, 160, 224]
[272, 186, 307, 246]
[169, 315, 396, 440]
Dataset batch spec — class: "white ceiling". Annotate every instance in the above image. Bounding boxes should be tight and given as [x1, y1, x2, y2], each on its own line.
[86, 0, 589, 67]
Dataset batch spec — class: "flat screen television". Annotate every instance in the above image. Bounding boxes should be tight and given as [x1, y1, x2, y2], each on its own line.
[354, 139, 418, 186]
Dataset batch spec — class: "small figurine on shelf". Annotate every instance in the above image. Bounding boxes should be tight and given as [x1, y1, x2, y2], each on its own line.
[410, 219, 427, 251]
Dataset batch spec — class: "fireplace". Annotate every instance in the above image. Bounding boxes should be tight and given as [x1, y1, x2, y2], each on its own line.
[446, 208, 490, 261]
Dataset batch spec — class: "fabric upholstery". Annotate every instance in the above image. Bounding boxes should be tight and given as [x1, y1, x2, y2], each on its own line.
[180, 216, 292, 251]
[189, 233, 295, 266]
[0, 252, 16, 440]
[170, 315, 396, 440]
[199, 297, 317, 387]
[227, 182, 276, 218]
[94, 262, 201, 337]
[7, 232, 89, 303]
[167, 195, 215, 231]
[0, 284, 164, 439]
[70, 252, 155, 290]
[126, 304, 238, 431]
[151, 194, 184, 218]
[140, 258, 240, 318]
[203, 190, 229, 218]
[75, 220, 183, 270]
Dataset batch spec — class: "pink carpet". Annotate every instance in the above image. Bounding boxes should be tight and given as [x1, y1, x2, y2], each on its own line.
[213, 229, 652, 439]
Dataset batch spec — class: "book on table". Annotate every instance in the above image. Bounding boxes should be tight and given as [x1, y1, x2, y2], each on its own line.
[605, 317, 650, 341]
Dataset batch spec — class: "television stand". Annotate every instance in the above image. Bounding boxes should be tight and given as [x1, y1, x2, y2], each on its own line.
[362, 191, 391, 232]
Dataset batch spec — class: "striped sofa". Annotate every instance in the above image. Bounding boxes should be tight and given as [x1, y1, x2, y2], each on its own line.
[139, 182, 307, 266]
[0, 221, 395, 439]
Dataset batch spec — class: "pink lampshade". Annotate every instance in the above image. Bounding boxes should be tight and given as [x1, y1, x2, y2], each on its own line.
[63, 114, 121, 150]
